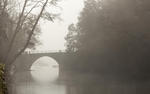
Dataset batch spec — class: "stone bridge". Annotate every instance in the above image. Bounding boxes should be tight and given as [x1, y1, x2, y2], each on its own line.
[13, 51, 73, 73]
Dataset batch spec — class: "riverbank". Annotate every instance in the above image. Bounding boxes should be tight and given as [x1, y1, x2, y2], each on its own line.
[0, 64, 7, 94]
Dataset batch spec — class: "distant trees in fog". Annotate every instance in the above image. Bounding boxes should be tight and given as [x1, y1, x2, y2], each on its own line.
[66, 0, 150, 80]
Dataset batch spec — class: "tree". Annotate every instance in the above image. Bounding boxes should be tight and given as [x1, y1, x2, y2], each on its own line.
[0, 0, 60, 93]
[0, 0, 60, 65]
[66, 0, 150, 80]
[0, 0, 40, 64]
[65, 24, 79, 52]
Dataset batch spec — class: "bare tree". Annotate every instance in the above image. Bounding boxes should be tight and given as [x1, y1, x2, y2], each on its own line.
[0, 0, 60, 93]
[4, 0, 59, 66]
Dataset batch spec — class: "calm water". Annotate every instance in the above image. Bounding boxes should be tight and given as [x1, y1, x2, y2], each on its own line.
[11, 71, 67, 94]
[11, 70, 150, 94]
[11, 56, 150, 94]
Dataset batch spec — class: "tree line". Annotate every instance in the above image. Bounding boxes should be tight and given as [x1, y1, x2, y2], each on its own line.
[65, 0, 150, 81]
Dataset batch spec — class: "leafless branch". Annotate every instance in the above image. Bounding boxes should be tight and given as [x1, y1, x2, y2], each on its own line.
[10, 0, 49, 64]
[4, 0, 28, 64]
[1, 0, 8, 15]
[19, 1, 41, 31]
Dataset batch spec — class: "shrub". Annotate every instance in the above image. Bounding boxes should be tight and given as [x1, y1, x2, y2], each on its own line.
[0, 63, 7, 94]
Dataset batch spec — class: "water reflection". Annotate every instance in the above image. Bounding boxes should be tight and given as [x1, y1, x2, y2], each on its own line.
[30, 56, 59, 83]
[12, 70, 150, 94]
[11, 56, 150, 94]
[12, 57, 66, 94]
[15, 82, 66, 94]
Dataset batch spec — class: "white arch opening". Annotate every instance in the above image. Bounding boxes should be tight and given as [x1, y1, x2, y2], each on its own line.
[30, 56, 59, 83]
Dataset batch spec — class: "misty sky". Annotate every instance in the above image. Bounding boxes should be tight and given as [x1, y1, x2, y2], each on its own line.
[36, 0, 84, 51]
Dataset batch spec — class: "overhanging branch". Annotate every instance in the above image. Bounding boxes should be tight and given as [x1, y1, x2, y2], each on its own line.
[10, 0, 49, 64]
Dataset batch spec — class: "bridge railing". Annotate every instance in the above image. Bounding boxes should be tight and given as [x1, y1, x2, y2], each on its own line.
[23, 50, 66, 54]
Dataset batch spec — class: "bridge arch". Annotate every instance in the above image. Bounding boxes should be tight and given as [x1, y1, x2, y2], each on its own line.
[30, 56, 59, 82]
[14, 52, 66, 71]
[30, 56, 60, 69]
[12, 52, 74, 83]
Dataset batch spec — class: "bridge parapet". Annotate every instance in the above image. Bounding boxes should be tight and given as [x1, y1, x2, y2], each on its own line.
[23, 50, 66, 54]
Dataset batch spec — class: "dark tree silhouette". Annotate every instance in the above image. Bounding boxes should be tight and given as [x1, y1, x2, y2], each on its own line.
[66, 0, 150, 81]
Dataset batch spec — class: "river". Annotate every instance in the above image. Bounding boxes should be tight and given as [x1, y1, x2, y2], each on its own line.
[11, 70, 150, 94]
[10, 56, 150, 94]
